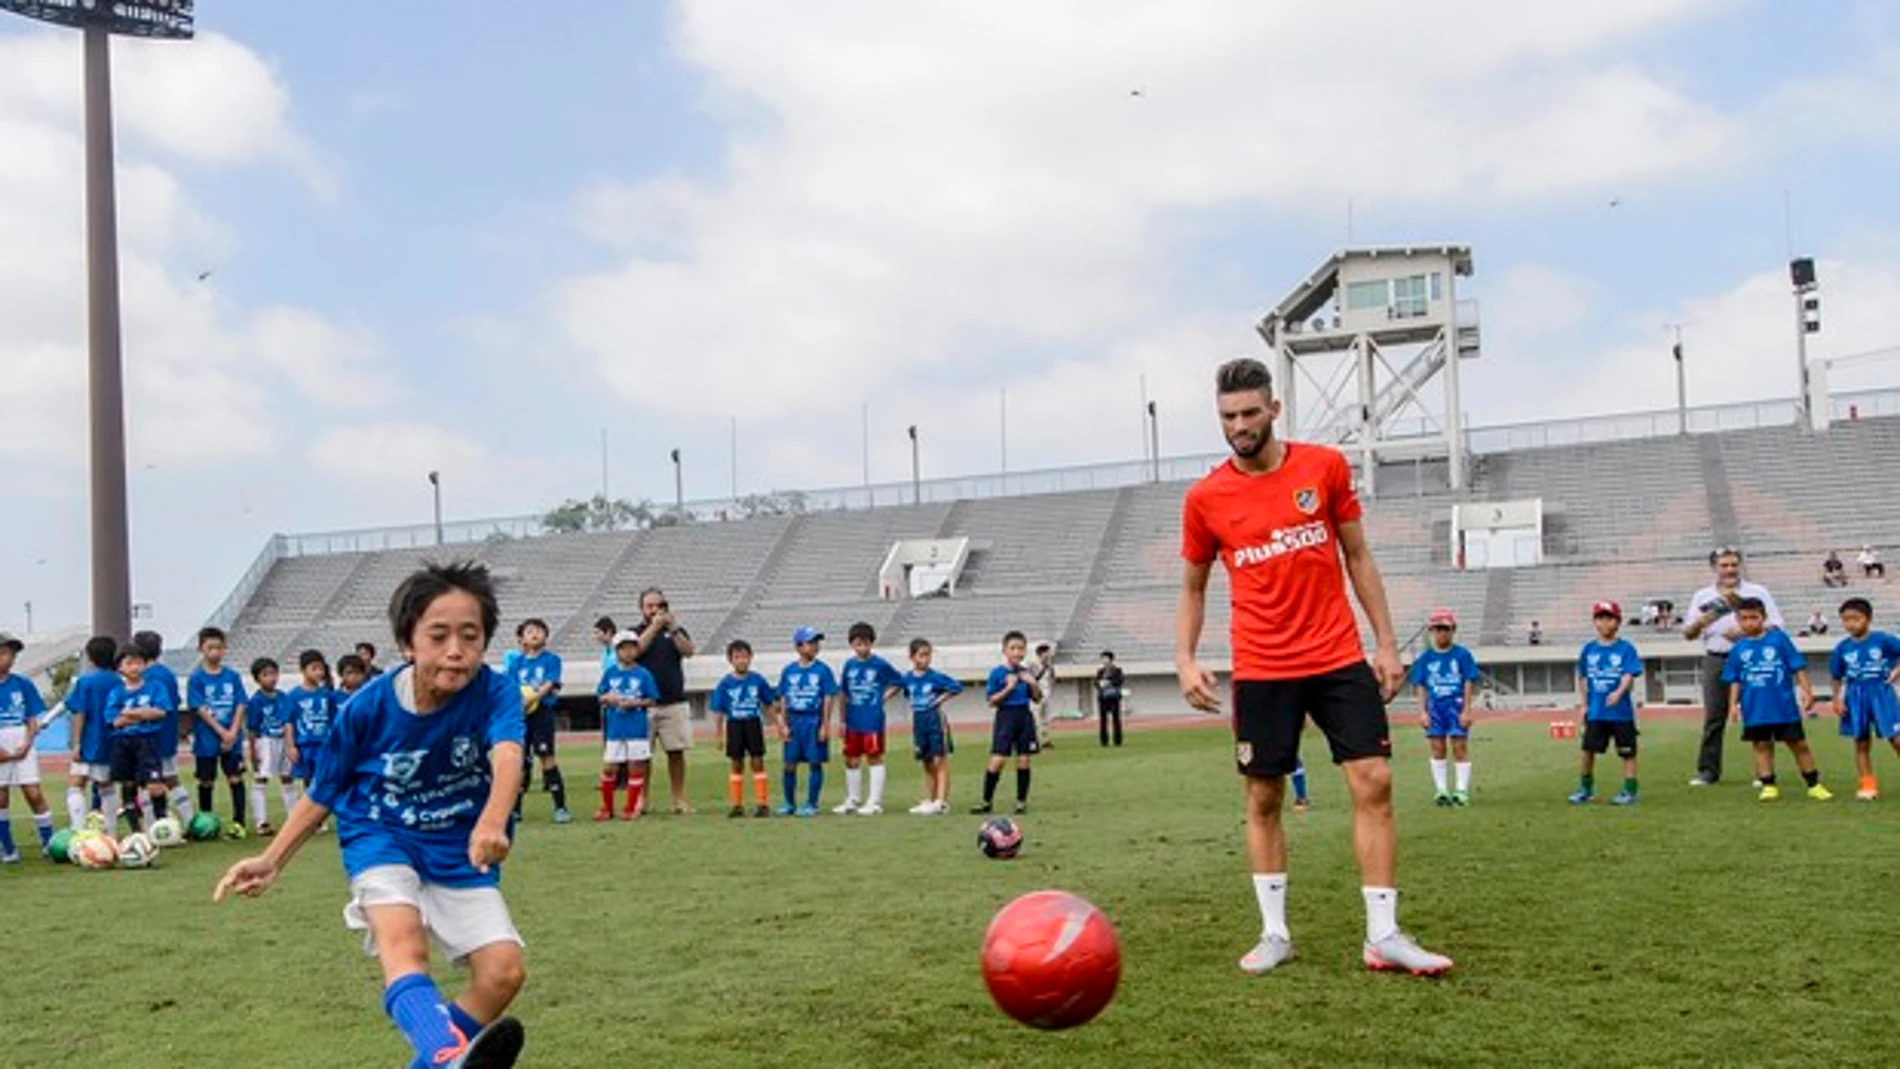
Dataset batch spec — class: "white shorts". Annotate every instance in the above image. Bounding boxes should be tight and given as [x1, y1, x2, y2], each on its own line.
[343, 864, 524, 965]
[67, 760, 112, 785]
[159, 756, 177, 780]
[603, 739, 652, 764]
[253, 738, 288, 779]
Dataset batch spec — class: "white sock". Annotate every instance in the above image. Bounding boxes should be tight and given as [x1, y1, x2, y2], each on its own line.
[280, 782, 299, 815]
[1454, 762, 1472, 793]
[868, 764, 886, 807]
[1363, 887, 1399, 943]
[170, 787, 194, 821]
[33, 811, 52, 841]
[1252, 873, 1290, 940]
[138, 794, 153, 823]
[844, 766, 862, 805]
[66, 785, 88, 829]
[1429, 759, 1448, 793]
[249, 782, 267, 826]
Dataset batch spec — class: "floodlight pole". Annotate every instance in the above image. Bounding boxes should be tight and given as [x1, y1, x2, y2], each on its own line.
[428, 471, 443, 545]
[83, 26, 132, 642]
[907, 425, 920, 505]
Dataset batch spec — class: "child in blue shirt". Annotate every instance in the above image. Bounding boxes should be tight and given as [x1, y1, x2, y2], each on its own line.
[188, 626, 250, 828]
[901, 637, 962, 814]
[777, 627, 840, 817]
[1722, 597, 1828, 802]
[61, 635, 120, 830]
[133, 629, 197, 824]
[1828, 597, 1900, 800]
[709, 639, 777, 818]
[0, 632, 54, 861]
[596, 630, 659, 821]
[247, 657, 295, 835]
[1409, 609, 1481, 806]
[215, 562, 529, 1069]
[1569, 602, 1643, 806]
[836, 621, 904, 816]
[283, 649, 337, 791]
[975, 630, 1042, 815]
[509, 618, 569, 824]
[105, 647, 174, 834]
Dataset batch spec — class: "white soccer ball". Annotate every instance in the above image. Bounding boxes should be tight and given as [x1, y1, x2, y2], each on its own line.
[73, 834, 120, 870]
[149, 817, 184, 848]
[117, 832, 158, 869]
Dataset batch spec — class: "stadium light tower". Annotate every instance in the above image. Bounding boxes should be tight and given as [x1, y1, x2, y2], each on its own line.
[1, 0, 195, 641]
[907, 425, 920, 505]
[427, 471, 443, 545]
[1146, 401, 1160, 482]
[669, 448, 683, 514]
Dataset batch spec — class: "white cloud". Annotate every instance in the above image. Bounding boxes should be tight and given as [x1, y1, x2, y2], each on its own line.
[307, 423, 541, 516]
[249, 307, 398, 408]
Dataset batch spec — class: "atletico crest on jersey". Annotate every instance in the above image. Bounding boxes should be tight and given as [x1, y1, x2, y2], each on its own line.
[1294, 487, 1320, 514]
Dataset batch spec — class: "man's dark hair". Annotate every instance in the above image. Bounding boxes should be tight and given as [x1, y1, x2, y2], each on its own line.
[640, 587, 668, 611]
[298, 649, 327, 670]
[1100, 650, 1115, 661]
[1735, 596, 1767, 614]
[1002, 629, 1027, 647]
[1216, 357, 1273, 397]
[196, 626, 226, 646]
[337, 654, 368, 676]
[250, 656, 279, 678]
[909, 637, 932, 655]
[83, 635, 117, 669]
[516, 617, 550, 638]
[1841, 597, 1875, 619]
[594, 615, 617, 634]
[132, 630, 163, 659]
[727, 638, 753, 657]
[1709, 545, 1743, 566]
[847, 621, 876, 645]
[388, 561, 499, 648]
[355, 641, 377, 658]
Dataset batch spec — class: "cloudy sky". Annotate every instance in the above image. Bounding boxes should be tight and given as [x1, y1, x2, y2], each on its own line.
[2, 0, 1898, 637]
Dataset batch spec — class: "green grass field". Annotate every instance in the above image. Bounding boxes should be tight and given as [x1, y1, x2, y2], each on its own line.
[5, 716, 1896, 1069]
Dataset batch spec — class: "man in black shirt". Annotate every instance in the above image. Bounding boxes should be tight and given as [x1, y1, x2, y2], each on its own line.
[635, 588, 697, 814]
[1094, 650, 1125, 747]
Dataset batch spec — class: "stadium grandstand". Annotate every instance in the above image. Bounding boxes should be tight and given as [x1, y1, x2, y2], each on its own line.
[200, 396, 1900, 717]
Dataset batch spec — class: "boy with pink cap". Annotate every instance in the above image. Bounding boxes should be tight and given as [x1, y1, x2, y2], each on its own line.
[1407, 609, 1481, 806]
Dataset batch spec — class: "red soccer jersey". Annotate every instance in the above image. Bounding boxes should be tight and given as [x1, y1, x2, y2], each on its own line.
[1181, 443, 1366, 681]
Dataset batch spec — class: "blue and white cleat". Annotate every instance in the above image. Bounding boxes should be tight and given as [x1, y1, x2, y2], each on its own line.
[1567, 789, 1594, 805]
[1364, 932, 1454, 976]
[794, 805, 818, 818]
[1609, 790, 1637, 806]
[773, 803, 795, 817]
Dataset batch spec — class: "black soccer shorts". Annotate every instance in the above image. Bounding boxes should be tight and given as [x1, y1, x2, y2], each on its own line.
[1742, 721, 1806, 744]
[525, 708, 558, 757]
[1580, 719, 1639, 757]
[725, 717, 766, 761]
[194, 750, 244, 780]
[1232, 662, 1390, 778]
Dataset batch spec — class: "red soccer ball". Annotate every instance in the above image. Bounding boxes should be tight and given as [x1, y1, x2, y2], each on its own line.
[981, 890, 1122, 1030]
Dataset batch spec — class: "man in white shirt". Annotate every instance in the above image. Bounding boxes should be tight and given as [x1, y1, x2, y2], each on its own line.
[1681, 546, 1783, 786]
[1858, 545, 1885, 579]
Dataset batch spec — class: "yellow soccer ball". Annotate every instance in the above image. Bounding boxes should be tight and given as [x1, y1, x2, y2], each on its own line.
[519, 685, 541, 714]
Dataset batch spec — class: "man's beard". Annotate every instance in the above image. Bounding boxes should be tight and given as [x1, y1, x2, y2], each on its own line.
[1228, 423, 1272, 459]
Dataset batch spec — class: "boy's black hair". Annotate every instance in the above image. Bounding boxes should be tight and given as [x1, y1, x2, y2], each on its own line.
[594, 615, 617, 634]
[250, 656, 279, 678]
[1035, 642, 1052, 655]
[1002, 629, 1027, 647]
[517, 617, 550, 638]
[196, 626, 226, 646]
[354, 641, 377, 658]
[336, 654, 368, 676]
[1840, 597, 1875, 619]
[132, 630, 163, 659]
[83, 635, 117, 669]
[909, 637, 932, 655]
[298, 648, 328, 670]
[388, 560, 499, 648]
[117, 647, 146, 666]
[1100, 650, 1116, 661]
[847, 621, 876, 645]
[1735, 596, 1767, 614]
[726, 638, 753, 657]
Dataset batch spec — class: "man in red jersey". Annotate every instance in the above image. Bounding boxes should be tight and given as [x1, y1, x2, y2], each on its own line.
[1175, 357, 1452, 978]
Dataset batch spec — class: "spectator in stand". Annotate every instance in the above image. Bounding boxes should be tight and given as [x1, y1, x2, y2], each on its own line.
[1527, 621, 1544, 647]
[1860, 545, 1885, 580]
[354, 642, 382, 677]
[1683, 545, 1783, 786]
[1823, 551, 1848, 588]
[1801, 610, 1829, 638]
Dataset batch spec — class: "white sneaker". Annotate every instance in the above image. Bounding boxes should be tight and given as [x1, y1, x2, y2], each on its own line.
[832, 799, 860, 815]
[908, 800, 936, 814]
[857, 803, 883, 816]
[931, 800, 951, 815]
[1364, 932, 1454, 976]
[1239, 934, 1295, 974]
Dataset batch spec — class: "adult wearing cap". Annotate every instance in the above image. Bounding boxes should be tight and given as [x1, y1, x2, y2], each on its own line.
[633, 588, 696, 814]
[1683, 546, 1782, 786]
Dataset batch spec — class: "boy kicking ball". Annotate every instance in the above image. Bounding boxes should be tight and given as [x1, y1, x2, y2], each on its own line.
[1723, 597, 1830, 802]
[214, 562, 529, 1069]
[1828, 597, 1900, 800]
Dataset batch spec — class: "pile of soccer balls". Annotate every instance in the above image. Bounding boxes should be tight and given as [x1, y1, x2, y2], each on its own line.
[42, 810, 243, 870]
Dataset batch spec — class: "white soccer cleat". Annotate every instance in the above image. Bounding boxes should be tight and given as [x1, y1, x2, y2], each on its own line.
[832, 799, 860, 815]
[1364, 932, 1454, 976]
[857, 803, 883, 816]
[908, 800, 935, 814]
[1239, 934, 1296, 975]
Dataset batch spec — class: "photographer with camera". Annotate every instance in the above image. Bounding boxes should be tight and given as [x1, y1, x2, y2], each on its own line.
[1683, 546, 1782, 787]
[634, 587, 698, 814]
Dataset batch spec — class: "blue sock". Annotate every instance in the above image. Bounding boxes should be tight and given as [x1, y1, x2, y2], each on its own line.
[447, 1001, 483, 1040]
[783, 768, 798, 808]
[383, 973, 462, 1065]
[1291, 762, 1308, 803]
[34, 812, 53, 847]
[0, 810, 15, 855]
[807, 765, 825, 809]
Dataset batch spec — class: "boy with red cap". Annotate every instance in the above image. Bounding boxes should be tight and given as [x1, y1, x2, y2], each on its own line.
[1570, 601, 1643, 806]
[1407, 609, 1481, 805]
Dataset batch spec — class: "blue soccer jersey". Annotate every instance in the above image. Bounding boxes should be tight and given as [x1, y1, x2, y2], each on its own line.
[1723, 630, 1805, 727]
[841, 654, 903, 733]
[597, 663, 658, 741]
[710, 672, 777, 721]
[145, 662, 184, 754]
[1578, 639, 1642, 721]
[779, 660, 839, 717]
[188, 666, 248, 758]
[902, 668, 962, 730]
[105, 679, 173, 737]
[1830, 632, 1900, 687]
[67, 668, 120, 765]
[511, 650, 563, 711]
[286, 685, 338, 748]
[1409, 645, 1479, 719]
[986, 664, 1035, 710]
[0, 674, 46, 731]
[306, 664, 525, 888]
[248, 688, 287, 737]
